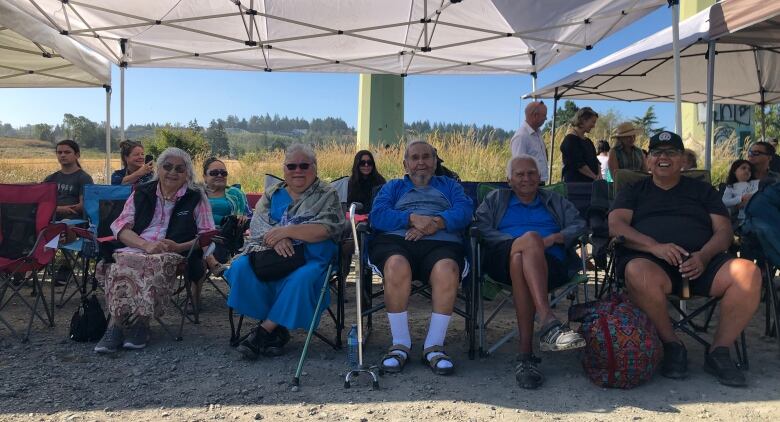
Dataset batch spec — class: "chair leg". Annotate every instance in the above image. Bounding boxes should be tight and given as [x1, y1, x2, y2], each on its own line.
[293, 264, 332, 388]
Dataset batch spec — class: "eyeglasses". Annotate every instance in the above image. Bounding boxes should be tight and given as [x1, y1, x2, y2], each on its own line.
[359, 160, 374, 167]
[161, 162, 187, 173]
[207, 169, 228, 177]
[285, 162, 312, 171]
[748, 150, 770, 157]
[649, 149, 682, 158]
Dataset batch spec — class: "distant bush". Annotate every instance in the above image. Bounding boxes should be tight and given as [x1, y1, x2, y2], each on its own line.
[143, 128, 210, 161]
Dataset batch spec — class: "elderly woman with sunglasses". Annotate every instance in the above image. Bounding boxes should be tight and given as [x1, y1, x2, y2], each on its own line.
[226, 144, 345, 359]
[94, 147, 215, 354]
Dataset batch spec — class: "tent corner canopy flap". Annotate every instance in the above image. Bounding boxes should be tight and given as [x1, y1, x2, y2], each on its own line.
[7, 0, 664, 75]
[526, 0, 780, 105]
[0, 1, 110, 87]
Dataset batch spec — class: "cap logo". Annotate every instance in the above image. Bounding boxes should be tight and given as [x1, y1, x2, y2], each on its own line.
[659, 132, 672, 141]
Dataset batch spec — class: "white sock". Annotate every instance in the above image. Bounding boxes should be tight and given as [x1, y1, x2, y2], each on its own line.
[424, 312, 452, 369]
[383, 311, 411, 368]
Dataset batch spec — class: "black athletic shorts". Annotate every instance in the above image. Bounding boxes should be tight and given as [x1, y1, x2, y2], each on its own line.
[616, 250, 734, 297]
[484, 239, 569, 290]
[368, 233, 466, 281]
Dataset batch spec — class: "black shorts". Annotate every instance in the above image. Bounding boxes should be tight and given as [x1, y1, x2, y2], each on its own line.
[616, 250, 734, 297]
[368, 234, 466, 281]
[484, 239, 569, 290]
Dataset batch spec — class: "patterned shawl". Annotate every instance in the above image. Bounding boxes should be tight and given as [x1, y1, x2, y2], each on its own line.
[244, 178, 344, 254]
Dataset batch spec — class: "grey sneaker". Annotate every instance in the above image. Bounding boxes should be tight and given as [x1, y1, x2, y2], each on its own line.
[539, 320, 586, 352]
[94, 325, 124, 354]
[123, 321, 149, 349]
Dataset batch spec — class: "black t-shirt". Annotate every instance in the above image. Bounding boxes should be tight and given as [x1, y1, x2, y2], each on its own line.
[611, 176, 728, 253]
[560, 133, 599, 182]
[43, 169, 94, 206]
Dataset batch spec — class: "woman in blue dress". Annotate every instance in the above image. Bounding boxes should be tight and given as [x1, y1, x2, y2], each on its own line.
[226, 144, 345, 359]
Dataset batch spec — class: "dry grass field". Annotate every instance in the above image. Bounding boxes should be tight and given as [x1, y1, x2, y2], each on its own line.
[0, 132, 739, 191]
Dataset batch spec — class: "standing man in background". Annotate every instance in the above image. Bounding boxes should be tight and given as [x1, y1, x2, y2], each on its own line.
[510, 101, 548, 185]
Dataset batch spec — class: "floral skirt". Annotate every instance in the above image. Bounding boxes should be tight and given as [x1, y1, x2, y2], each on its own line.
[97, 252, 184, 320]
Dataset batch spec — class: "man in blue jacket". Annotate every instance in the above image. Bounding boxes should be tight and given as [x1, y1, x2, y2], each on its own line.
[369, 140, 473, 376]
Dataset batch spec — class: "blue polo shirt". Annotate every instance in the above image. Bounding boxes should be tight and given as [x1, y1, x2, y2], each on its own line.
[497, 195, 564, 261]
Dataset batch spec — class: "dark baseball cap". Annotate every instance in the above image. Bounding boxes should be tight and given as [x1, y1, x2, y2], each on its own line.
[648, 131, 684, 151]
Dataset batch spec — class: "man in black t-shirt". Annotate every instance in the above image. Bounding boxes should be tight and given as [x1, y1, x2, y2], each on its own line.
[43, 140, 93, 219]
[609, 131, 760, 388]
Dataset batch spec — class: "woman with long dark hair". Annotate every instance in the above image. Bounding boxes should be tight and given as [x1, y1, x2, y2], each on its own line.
[111, 140, 154, 186]
[347, 150, 386, 213]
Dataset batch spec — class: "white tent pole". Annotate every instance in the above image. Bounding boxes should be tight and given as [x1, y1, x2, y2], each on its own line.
[531, 74, 537, 99]
[670, 0, 682, 134]
[548, 89, 559, 181]
[105, 85, 111, 182]
[120, 66, 125, 141]
[704, 41, 715, 171]
[120, 39, 127, 142]
[760, 93, 766, 142]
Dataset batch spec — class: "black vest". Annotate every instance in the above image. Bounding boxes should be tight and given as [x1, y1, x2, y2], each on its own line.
[132, 181, 200, 244]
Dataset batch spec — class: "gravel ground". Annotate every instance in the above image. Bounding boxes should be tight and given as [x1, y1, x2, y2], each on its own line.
[1, 274, 779, 422]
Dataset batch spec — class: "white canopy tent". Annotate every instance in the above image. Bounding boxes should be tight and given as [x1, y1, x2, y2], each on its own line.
[0, 1, 113, 177]
[526, 0, 780, 170]
[8, 0, 668, 143]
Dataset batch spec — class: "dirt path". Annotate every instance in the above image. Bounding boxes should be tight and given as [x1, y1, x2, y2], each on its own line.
[1, 275, 779, 422]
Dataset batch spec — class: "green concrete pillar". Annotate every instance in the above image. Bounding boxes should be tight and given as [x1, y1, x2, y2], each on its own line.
[356, 74, 404, 150]
[680, 0, 754, 156]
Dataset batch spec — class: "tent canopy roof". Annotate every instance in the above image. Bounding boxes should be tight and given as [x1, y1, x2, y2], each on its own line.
[0, 1, 110, 88]
[526, 0, 780, 105]
[9, 0, 664, 75]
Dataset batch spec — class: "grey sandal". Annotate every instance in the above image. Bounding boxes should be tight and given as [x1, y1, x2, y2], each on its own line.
[379, 344, 411, 373]
[421, 345, 455, 376]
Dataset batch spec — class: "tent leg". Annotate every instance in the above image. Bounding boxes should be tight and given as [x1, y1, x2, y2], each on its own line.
[120, 66, 125, 142]
[670, 0, 682, 134]
[704, 41, 715, 171]
[105, 85, 111, 182]
[548, 90, 559, 182]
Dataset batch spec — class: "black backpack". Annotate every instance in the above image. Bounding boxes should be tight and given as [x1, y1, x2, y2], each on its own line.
[69, 295, 108, 342]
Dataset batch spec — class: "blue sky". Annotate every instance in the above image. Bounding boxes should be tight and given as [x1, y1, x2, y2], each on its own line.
[0, 7, 674, 132]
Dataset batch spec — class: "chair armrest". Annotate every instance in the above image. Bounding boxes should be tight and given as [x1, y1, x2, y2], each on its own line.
[356, 222, 371, 234]
[70, 227, 94, 240]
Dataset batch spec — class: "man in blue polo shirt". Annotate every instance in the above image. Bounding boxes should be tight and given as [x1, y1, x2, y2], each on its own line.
[475, 155, 587, 389]
[369, 140, 473, 377]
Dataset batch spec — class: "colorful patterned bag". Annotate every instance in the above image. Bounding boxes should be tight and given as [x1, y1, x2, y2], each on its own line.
[568, 293, 663, 389]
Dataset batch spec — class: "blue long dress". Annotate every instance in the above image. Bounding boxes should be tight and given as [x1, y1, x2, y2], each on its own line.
[225, 188, 337, 329]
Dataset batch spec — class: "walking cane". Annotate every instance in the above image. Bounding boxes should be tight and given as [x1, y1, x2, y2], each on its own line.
[344, 202, 380, 390]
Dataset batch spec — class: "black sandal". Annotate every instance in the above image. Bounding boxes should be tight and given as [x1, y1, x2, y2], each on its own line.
[421, 345, 454, 376]
[379, 344, 411, 373]
[515, 354, 543, 389]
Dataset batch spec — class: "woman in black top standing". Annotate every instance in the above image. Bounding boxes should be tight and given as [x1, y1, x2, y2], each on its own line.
[560, 107, 600, 182]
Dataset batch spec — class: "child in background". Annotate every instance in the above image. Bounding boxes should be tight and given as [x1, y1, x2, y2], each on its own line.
[722, 159, 759, 228]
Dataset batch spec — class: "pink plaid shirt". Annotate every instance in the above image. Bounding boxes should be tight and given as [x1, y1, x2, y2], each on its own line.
[111, 183, 215, 253]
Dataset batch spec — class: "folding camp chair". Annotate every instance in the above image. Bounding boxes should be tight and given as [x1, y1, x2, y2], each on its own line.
[741, 183, 780, 351]
[227, 246, 346, 352]
[0, 183, 66, 341]
[355, 218, 478, 360]
[62, 184, 133, 308]
[474, 182, 591, 357]
[603, 170, 749, 368]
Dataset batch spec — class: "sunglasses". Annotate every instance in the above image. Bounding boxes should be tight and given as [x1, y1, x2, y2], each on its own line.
[359, 160, 374, 167]
[161, 162, 187, 173]
[649, 149, 682, 158]
[748, 150, 770, 157]
[208, 169, 228, 177]
[285, 162, 312, 171]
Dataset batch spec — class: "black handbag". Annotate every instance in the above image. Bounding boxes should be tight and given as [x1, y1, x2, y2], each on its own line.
[249, 244, 306, 281]
[69, 295, 108, 342]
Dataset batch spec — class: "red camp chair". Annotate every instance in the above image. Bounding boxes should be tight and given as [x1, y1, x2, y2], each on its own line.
[0, 183, 66, 341]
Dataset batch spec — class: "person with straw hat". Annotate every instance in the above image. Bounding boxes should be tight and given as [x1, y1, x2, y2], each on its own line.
[607, 122, 646, 175]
